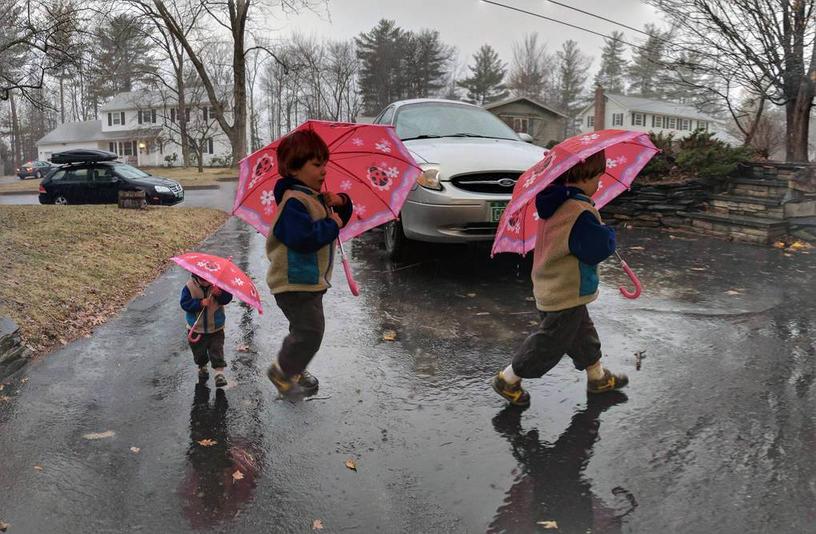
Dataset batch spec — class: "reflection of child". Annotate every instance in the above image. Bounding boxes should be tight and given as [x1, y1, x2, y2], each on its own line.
[180, 274, 233, 387]
[264, 130, 353, 395]
[492, 150, 628, 408]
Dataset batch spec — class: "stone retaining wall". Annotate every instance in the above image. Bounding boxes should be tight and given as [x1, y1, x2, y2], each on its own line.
[0, 317, 31, 381]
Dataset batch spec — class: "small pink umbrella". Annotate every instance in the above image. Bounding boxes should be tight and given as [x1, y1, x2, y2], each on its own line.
[232, 120, 422, 296]
[171, 252, 263, 340]
[491, 129, 660, 299]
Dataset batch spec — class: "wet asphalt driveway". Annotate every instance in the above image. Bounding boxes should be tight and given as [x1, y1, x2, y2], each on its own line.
[1, 214, 815, 533]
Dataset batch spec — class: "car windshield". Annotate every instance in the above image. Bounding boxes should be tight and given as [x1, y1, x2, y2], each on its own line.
[114, 164, 151, 179]
[395, 103, 519, 141]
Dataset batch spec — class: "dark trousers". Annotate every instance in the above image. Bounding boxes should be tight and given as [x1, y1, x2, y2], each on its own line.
[274, 291, 326, 376]
[511, 305, 602, 379]
[188, 329, 226, 369]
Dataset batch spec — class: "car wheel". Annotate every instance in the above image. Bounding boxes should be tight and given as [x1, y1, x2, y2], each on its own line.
[384, 219, 413, 261]
[34, 171, 42, 180]
[53, 195, 69, 205]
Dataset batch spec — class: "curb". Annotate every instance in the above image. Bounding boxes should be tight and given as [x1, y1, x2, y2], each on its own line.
[0, 189, 38, 196]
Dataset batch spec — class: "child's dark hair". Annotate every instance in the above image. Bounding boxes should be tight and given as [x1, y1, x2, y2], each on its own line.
[277, 130, 330, 176]
[556, 150, 606, 185]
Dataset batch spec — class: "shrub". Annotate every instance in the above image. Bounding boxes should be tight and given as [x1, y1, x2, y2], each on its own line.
[675, 130, 753, 179]
[640, 131, 676, 178]
[208, 154, 234, 167]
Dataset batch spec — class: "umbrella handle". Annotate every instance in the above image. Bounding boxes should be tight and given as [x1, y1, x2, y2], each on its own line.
[338, 240, 360, 297]
[615, 251, 642, 300]
[187, 302, 207, 342]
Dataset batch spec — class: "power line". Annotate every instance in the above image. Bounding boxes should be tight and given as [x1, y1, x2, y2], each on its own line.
[543, 0, 651, 38]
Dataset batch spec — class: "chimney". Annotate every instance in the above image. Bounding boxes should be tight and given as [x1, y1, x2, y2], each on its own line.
[594, 85, 606, 131]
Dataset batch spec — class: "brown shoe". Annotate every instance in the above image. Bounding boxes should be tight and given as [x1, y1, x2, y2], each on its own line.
[491, 372, 531, 408]
[587, 369, 629, 394]
[267, 363, 295, 394]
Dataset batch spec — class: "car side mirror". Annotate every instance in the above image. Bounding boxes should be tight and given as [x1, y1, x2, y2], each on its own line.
[518, 132, 534, 143]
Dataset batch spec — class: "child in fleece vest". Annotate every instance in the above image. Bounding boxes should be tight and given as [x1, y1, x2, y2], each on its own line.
[264, 129, 353, 395]
[180, 274, 234, 387]
[492, 150, 628, 408]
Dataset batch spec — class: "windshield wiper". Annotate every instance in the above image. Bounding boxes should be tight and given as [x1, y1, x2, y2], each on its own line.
[401, 134, 443, 141]
[446, 133, 515, 140]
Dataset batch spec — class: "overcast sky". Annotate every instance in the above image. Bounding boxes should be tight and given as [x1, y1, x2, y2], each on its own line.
[267, 0, 665, 74]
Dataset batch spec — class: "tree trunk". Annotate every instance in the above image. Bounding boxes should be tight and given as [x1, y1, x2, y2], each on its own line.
[742, 97, 766, 148]
[9, 93, 22, 169]
[197, 146, 204, 173]
[176, 73, 190, 167]
[787, 76, 815, 162]
[59, 77, 66, 124]
[230, 4, 248, 166]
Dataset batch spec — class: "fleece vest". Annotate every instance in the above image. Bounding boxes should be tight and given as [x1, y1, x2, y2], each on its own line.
[265, 188, 334, 294]
[532, 198, 603, 311]
[185, 279, 226, 333]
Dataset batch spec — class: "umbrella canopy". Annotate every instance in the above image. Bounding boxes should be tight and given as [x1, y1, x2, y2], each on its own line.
[492, 129, 659, 256]
[232, 120, 422, 242]
[171, 252, 263, 314]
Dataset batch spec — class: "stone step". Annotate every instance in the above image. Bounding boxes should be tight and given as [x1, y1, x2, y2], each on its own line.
[706, 194, 785, 220]
[730, 179, 789, 200]
[680, 211, 788, 245]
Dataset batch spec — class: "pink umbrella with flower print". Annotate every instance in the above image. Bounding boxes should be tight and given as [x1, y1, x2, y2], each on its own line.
[171, 252, 263, 340]
[491, 129, 660, 299]
[232, 120, 422, 296]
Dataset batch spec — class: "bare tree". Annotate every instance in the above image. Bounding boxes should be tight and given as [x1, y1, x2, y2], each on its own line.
[650, 0, 816, 161]
[508, 33, 554, 102]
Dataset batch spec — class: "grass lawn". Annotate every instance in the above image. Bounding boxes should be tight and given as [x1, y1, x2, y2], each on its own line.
[0, 205, 229, 354]
[0, 167, 238, 194]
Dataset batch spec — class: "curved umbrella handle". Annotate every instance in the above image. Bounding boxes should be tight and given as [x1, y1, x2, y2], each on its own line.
[616, 252, 642, 300]
[187, 308, 205, 342]
[337, 240, 360, 296]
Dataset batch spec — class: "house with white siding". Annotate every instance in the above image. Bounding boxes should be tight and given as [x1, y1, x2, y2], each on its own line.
[577, 87, 722, 138]
[37, 88, 241, 166]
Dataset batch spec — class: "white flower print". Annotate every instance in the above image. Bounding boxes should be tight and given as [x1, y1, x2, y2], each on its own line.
[606, 158, 618, 169]
[533, 211, 540, 221]
[523, 175, 537, 188]
[579, 133, 601, 144]
[264, 205, 275, 215]
[375, 139, 392, 153]
[340, 180, 353, 191]
[196, 260, 220, 272]
[351, 138, 364, 147]
[260, 190, 275, 206]
[384, 165, 399, 179]
[355, 204, 367, 217]
[597, 180, 605, 190]
[232, 277, 245, 287]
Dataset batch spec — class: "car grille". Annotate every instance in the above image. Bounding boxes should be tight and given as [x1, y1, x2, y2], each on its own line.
[170, 183, 183, 196]
[450, 172, 521, 194]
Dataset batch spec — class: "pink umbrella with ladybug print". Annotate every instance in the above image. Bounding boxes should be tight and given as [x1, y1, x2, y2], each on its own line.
[491, 129, 660, 299]
[232, 120, 422, 296]
[171, 252, 263, 341]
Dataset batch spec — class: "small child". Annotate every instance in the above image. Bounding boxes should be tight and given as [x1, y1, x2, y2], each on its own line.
[264, 129, 353, 395]
[493, 150, 628, 408]
[181, 274, 234, 387]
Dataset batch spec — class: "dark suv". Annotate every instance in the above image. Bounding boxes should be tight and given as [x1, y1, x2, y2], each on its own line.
[38, 149, 184, 206]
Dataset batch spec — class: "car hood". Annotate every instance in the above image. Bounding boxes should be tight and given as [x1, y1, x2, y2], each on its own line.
[405, 137, 547, 179]
[128, 176, 179, 188]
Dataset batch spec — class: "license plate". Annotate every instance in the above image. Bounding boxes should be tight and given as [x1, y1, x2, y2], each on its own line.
[489, 201, 508, 222]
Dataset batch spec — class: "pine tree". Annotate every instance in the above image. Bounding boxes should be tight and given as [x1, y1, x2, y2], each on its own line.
[594, 31, 627, 94]
[88, 14, 158, 100]
[457, 44, 508, 105]
[556, 40, 590, 117]
[355, 19, 408, 115]
[402, 29, 455, 99]
[627, 24, 670, 98]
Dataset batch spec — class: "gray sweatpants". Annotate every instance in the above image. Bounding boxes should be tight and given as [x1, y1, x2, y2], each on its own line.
[511, 305, 602, 378]
[274, 291, 326, 376]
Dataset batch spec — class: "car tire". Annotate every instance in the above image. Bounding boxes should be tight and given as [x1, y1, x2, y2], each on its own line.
[53, 195, 69, 205]
[34, 171, 42, 180]
[384, 219, 414, 261]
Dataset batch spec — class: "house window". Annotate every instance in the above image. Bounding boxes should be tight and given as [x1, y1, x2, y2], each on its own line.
[203, 107, 208, 122]
[138, 110, 157, 124]
[111, 113, 122, 125]
[696, 120, 708, 131]
[667, 117, 677, 129]
[207, 138, 214, 154]
[681, 119, 691, 131]
[653, 115, 664, 128]
[587, 115, 595, 127]
[512, 117, 529, 134]
[109, 142, 116, 153]
[632, 112, 645, 126]
[612, 113, 624, 126]
[170, 108, 175, 122]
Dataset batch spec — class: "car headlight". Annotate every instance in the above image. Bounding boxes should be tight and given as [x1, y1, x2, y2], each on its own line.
[154, 185, 172, 193]
[417, 165, 442, 191]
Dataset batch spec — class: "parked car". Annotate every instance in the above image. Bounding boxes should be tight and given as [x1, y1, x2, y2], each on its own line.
[16, 160, 54, 180]
[38, 149, 184, 206]
[372, 99, 547, 259]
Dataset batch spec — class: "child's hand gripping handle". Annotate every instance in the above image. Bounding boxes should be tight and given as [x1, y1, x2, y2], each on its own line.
[615, 251, 642, 300]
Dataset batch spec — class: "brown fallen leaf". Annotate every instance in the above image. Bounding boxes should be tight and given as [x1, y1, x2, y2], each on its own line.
[475, 312, 491, 316]
[344, 458, 357, 471]
[537, 520, 558, 529]
[466, 293, 476, 298]
[33, 465, 43, 471]
[312, 519, 324, 530]
[232, 470, 245, 482]
[382, 330, 397, 342]
[20, 378, 28, 384]
[197, 439, 217, 447]
[0, 384, 4, 391]
[0, 396, 10, 402]
[82, 430, 116, 440]
[0, 520, 8, 532]
[130, 447, 141, 454]
[236, 344, 251, 353]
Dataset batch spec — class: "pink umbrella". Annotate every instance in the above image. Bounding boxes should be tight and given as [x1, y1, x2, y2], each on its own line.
[171, 253, 263, 340]
[491, 129, 660, 299]
[232, 120, 422, 296]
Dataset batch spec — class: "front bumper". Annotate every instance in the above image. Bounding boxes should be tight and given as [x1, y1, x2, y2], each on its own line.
[149, 189, 184, 206]
[400, 185, 511, 243]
